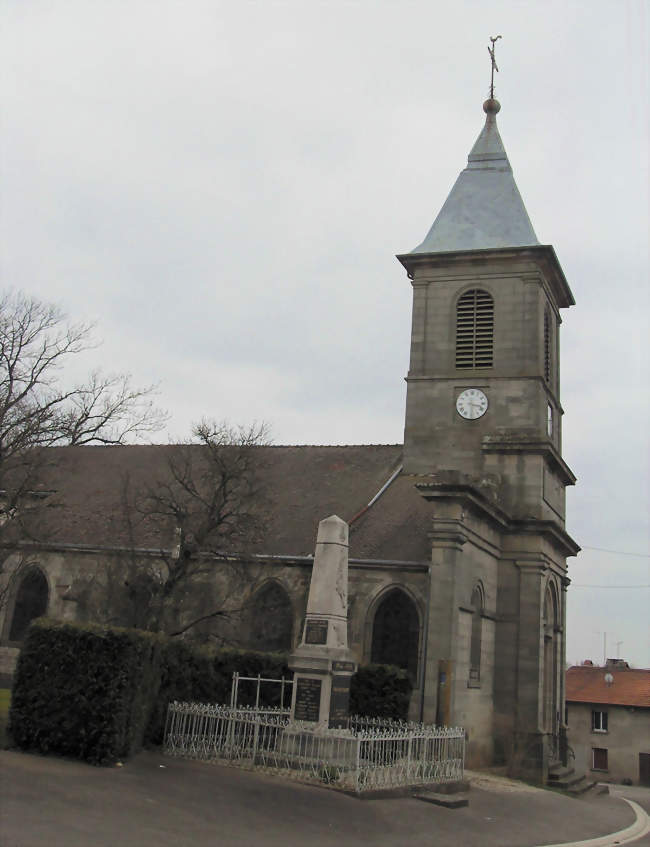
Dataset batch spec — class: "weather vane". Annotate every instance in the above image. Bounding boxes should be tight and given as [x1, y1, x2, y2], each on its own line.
[487, 35, 502, 99]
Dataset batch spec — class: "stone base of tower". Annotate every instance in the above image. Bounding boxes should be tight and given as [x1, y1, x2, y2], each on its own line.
[505, 731, 548, 785]
[413, 472, 578, 786]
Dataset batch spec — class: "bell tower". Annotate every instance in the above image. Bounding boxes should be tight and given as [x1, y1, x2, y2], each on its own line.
[398, 95, 576, 527]
[397, 64, 580, 782]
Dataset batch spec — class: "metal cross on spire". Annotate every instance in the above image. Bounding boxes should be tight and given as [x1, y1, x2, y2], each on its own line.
[487, 35, 502, 99]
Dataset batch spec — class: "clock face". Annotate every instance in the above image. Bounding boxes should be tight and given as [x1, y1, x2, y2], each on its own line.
[456, 388, 488, 420]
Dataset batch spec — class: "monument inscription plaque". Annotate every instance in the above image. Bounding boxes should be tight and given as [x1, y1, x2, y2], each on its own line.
[294, 677, 322, 722]
[305, 619, 328, 645]
[328, 675, 351, 729]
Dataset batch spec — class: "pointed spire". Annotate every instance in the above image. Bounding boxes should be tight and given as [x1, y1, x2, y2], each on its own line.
[410, 97, 539, 254]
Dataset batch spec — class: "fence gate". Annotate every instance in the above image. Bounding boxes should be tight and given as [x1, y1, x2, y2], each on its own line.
[229, 671, 293, 713]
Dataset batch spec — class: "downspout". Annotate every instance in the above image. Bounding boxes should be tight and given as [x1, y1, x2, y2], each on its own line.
[419, 561, 432, 722]
[348, 465, 403, 526]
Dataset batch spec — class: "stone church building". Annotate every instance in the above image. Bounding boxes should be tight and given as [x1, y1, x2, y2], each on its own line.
[0, 95, 579, 782]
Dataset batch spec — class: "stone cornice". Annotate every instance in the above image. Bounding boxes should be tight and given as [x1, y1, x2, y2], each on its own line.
[482, 434, 577, 486]
[396, 245, 575, 309]
[0, 541, 430, 573]
[509, 520, 580, 558]
[416, 479, 511, 529]
[414, 478, 580, 558]
[514, 560, 548, 575]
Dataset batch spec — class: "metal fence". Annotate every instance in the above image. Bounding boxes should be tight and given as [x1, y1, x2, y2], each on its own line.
[164, 701, 465, 793]
[229, 671, 293, 712]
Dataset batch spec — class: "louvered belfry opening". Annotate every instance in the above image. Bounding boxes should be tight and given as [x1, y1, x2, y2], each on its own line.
[544, 309, 551, 383]
[456, 289, 494, 369]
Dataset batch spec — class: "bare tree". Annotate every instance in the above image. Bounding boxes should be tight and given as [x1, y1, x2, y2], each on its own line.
[0, 290, 167, 456]
[70, 419, 272, 639]
[0, 290, 168, 613]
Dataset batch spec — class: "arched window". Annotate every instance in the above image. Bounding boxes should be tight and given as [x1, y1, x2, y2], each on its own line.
[544, 308, 552, 384]
[371, 589, 420, 680]
[469, 585, 484, 684]
[456, 289, 494, 369]
[246, 582, 292, 652]
[9, 568, 49, 642]
[543, 582, 559, 735]
[544, 583, 558, 631]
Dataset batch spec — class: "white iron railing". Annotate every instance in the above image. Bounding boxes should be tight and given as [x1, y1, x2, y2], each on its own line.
[164, 702, 465, 793]
[229, 671, 293, 712]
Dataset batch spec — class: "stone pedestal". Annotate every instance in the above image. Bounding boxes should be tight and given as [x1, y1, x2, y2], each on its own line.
[289, 515, 357, 729]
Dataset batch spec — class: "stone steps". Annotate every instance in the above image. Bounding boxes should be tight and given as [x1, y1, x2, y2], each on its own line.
[414, 791, 470, 808]
[547, 762, 597, 795]
[414, 779, 471, 808]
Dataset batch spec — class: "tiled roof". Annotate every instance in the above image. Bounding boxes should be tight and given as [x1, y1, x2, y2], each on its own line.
[566, 666, 650, 708]
[21, 444, 434, 562]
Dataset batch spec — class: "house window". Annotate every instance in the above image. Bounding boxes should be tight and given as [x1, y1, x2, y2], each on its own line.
[592, 747, 608, 771]
[456, 289, 494, 369]
[592, 710, 608, 733]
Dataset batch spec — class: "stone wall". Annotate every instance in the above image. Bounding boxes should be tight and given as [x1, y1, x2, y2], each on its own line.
[0, 645, 19, 683]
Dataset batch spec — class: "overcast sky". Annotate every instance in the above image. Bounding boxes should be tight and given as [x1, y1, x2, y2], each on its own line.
[1, 1, 648, 667]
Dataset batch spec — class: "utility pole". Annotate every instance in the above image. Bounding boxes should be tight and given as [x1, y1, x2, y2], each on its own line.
[595, 631, 608, 665]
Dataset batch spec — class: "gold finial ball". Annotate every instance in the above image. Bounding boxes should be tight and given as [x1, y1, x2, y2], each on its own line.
[483, 98, 501, 115]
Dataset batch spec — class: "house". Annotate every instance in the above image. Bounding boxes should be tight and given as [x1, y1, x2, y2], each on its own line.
[566, 661, 650, 785]
[0, 91, 580, 783]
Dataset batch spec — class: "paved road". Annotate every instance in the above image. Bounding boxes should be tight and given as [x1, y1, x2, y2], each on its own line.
[609, 784, 650, 847]
[1, 750, 648, 847]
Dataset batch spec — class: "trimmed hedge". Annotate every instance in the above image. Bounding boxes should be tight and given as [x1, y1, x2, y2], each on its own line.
[350, 664, 412, 721]
[9, 618, 162, 764]
[10, 619, 413, 763]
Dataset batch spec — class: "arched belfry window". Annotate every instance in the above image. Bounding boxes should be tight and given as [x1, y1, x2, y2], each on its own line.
[469, 585, 484, 684]
[245, 582, 292, 652]
[371, 589, 420, 680]
[9, 567, 49, 642]
[456, 289, 494, 369]
[544, 308, 552, 384]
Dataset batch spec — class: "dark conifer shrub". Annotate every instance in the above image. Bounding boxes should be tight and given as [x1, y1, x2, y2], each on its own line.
[9, 619, 161, 764]
[349, 664, 412, 721]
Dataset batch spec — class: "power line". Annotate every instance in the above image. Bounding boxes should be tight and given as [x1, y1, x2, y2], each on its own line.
[581, 545, 649, 558]
[571, 584, 650, 589]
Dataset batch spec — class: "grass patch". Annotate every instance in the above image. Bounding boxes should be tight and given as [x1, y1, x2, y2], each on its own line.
[0, 687, 11, 748]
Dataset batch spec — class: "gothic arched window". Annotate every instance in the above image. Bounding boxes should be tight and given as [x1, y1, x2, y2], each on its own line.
[9, 568, 49, 642]
[469, 585, 484, 684]
[246, 582, 292, 652]
[371, 589, 420, 680]
[456, 289, 494, 369]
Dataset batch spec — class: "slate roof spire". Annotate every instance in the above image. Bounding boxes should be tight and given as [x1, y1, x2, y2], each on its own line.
[410, 96, 539, 254]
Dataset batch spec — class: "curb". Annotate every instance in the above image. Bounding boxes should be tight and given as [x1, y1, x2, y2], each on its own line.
[541, 798, 650, 847]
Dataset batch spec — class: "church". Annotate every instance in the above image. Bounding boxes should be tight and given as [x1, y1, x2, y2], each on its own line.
[0, 91, 579, 783]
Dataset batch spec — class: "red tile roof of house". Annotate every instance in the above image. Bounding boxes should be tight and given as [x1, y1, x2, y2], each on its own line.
[566, 665, 650, 708]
